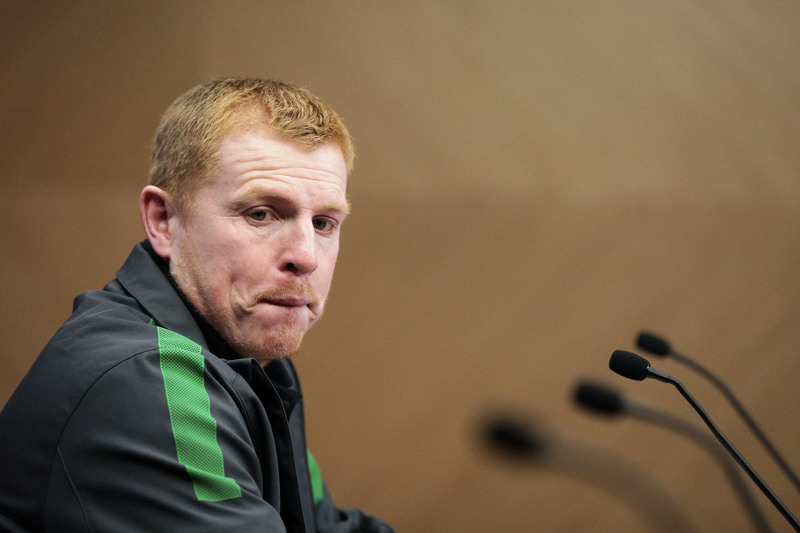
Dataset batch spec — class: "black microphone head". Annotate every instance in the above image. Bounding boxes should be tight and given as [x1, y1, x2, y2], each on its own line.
[636, 331, 671, 356]
[609, 350, 651, 381]
[574, 381, 626, 415]
[482, 414, 545, 460]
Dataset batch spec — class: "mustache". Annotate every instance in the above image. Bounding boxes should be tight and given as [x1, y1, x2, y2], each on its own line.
[255, 283, 319, 305]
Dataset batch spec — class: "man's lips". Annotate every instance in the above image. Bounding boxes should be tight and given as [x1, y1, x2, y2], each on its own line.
[261, 295, 314, 308]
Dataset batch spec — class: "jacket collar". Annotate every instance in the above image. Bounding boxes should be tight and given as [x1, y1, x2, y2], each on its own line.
[115, 241, 213, 353]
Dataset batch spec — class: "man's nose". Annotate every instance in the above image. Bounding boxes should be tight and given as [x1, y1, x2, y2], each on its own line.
[280, 218, 318, 276]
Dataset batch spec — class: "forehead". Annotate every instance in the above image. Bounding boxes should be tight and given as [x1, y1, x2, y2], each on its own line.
[219, 127, 346, 178]
[208, 127, 349, 199]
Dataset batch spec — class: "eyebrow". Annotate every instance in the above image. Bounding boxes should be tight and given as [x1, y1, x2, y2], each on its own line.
[328, 198, 352, 217]
[232, 189, 351, 217]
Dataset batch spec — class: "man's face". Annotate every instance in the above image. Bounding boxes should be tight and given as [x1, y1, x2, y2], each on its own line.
[168, 128, 349, 365]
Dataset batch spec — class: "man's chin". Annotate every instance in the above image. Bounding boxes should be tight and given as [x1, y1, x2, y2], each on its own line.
[231, 330, 306, 366]
[214, 309, 315, 364]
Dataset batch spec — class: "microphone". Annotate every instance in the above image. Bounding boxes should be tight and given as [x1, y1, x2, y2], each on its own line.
[484, 414, 544, 461]
[480, 411, 697, 532]
[637, 330, 800, 494]
[609, 350, 800, 531]
[574, 380, 772, 533]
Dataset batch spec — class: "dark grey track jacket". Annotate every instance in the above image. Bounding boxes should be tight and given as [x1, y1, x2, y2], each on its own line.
[0, 242, 391, 533]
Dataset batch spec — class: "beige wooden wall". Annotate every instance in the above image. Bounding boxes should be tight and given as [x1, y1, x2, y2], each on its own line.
[2, 2, 799, 531]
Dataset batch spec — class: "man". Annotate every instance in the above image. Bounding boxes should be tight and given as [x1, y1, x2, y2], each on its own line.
[0, 78, 393, 532]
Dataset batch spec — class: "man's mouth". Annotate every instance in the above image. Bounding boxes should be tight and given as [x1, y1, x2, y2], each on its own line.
[263, 295, 314, 308]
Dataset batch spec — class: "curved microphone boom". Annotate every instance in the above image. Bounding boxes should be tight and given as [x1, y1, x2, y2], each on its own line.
[609, 350, 800, 532]
[481, 412, 696, 533]
[637, 330, 800, 494]
[574, 380, 772, 533]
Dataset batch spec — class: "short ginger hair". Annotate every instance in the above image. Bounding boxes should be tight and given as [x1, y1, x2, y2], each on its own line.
[148, 77, 354, 214]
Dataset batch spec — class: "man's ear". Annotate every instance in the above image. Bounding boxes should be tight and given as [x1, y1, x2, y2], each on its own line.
[139, 185, 179, 259]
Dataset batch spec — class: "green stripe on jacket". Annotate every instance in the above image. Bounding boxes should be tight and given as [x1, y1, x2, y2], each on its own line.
[156, 326, 242, 502]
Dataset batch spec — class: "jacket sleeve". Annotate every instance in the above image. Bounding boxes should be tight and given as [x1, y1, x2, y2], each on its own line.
[307, 452, 394, 533]
[46, 348, 286, 532]
[313, 484, 395, 533]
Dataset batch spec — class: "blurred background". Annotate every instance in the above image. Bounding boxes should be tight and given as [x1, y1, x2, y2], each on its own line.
[2, 1, 799, 531]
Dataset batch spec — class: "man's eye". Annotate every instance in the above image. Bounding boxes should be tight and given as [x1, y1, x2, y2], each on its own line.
[312, 218, 334, 232]
[247, 209, 271, 222]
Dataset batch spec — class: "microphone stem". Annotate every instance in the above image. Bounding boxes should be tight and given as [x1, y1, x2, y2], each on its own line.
[630, 403, 773, 533]
[672, 350, 800, 494]
[669, 377, 800, 531]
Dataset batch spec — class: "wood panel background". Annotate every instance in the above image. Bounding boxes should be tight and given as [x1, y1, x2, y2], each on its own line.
[2, 2, 799, 531]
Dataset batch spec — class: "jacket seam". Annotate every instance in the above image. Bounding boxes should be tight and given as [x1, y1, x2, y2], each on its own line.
[227, 373, 264, 492]
[229, 373, 256, 441]
[55, 445, 94, 533]
[41, 346, 162, 525]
